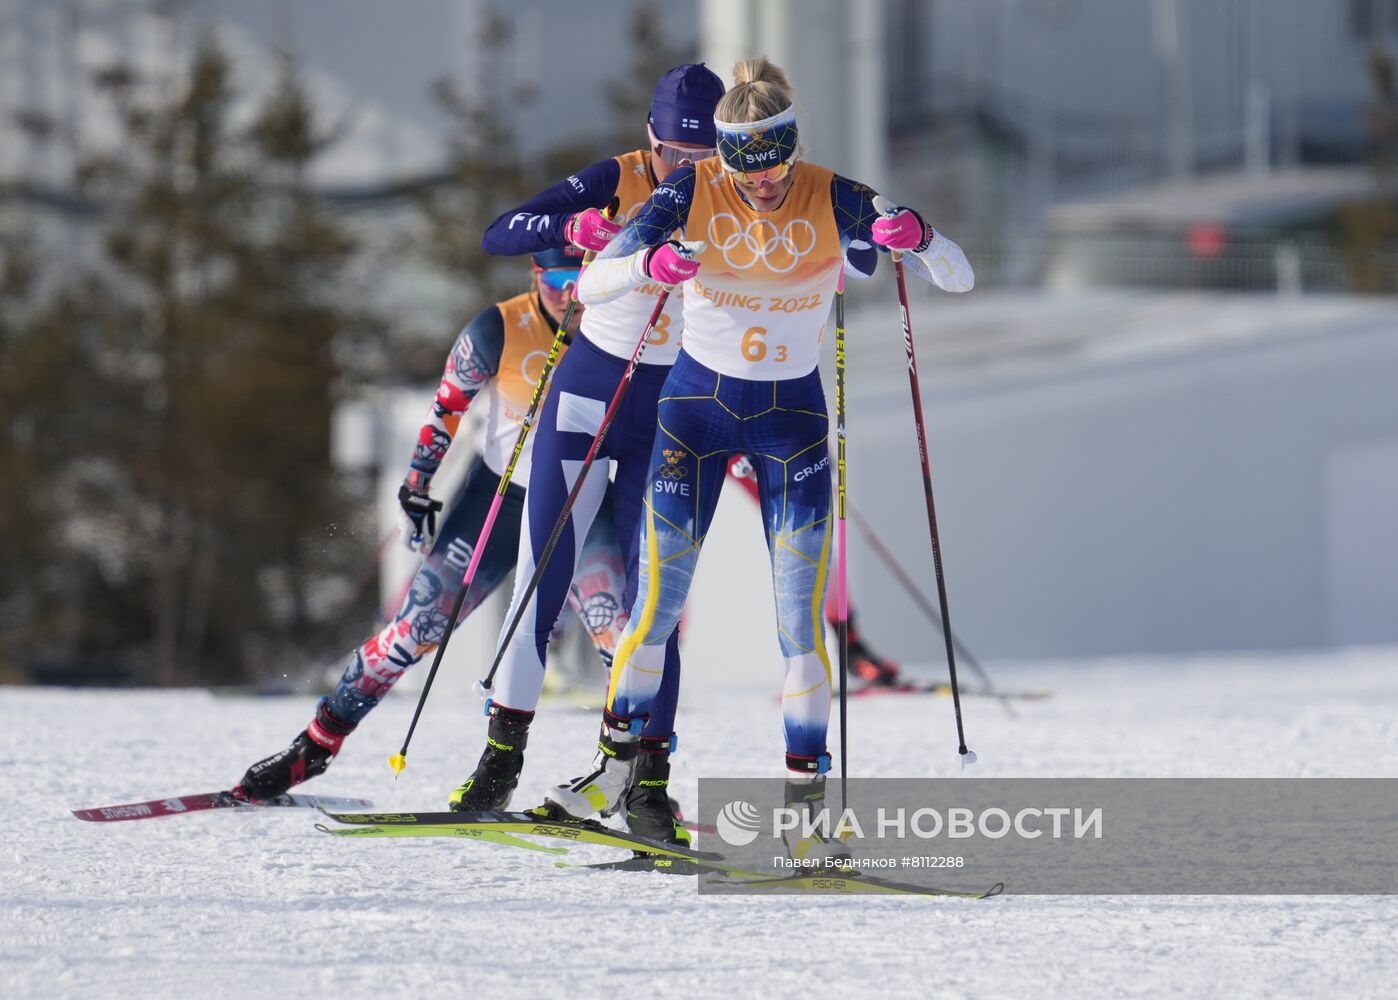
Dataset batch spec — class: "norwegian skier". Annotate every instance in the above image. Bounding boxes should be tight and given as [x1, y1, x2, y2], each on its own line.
[235, 250, 629, 800]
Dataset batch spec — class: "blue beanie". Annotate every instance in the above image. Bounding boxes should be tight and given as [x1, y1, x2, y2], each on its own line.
[648, 63, 725, 146]
[532, 245, 585, 270]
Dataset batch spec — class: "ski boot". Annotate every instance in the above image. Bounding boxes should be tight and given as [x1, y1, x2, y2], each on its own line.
[847, 614, 902, 687]
[236, 699, 355, 800]
[449, 704, 535, 811]
[623, 736, 690, 847]
[544, 710, 640, 819]
[782, 757, 853, 868]
[850, 645, 901, 687]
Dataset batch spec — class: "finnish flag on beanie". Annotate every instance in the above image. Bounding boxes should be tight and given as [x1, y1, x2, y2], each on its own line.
[648, 63, 726, 146]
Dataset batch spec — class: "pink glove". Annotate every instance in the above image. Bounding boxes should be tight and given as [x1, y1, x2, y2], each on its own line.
[566, 208, 622, 252]
[644, 241, 702, 286]
[871, 207, 931, 252]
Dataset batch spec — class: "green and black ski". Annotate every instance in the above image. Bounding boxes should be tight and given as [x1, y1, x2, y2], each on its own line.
[318, 807, 1001, 897]
[560, 854, 1001, 898]
[314, 821, 566, 853]
[317, 806, 722, 862]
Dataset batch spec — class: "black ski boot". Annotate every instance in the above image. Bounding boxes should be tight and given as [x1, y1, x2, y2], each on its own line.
[782, 758, 852, 868]
[623, 737, 690, 847]
[845, 611, 902, 687]
[237, 700, 356, 800]
[449, 704, 535, 811]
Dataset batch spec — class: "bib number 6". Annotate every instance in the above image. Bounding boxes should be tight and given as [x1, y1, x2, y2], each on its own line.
[741, 326, 767, 362]
[741, 326, 789, 364]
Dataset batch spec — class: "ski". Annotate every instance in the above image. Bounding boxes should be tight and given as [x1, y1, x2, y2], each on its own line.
[562, 855, 715, 875]
[317, 808, 1002, 897]
[313, 822, 566, 853]
[562, 854, 1001, 897]
[317, 813, 713, 850]
[318, 806, 724, 862]
[851, 682, 1052, 701]
[705, 871, 1004, 898]
[73, 791, 373, 823]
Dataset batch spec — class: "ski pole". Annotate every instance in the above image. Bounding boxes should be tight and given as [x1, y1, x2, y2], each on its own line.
[473, 274, 683, 697]
[834, 270, 850, 811]
[389, 204, 616, 776]
[881, 203, 976, 768]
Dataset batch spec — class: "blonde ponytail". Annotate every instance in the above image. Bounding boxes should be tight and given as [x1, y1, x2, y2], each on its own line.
[716, 57, 795, 123]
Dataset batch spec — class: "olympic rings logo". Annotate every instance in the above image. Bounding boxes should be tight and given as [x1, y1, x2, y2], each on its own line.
[706, 214, 817, 273]
[659, 465, 688, 480]
[520, 349, 548, 385]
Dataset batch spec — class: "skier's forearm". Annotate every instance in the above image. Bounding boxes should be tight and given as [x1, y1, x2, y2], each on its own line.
[405, 383, 475, 487]
[834, 176, 973, 292]
[482, 158, 621, 256]
[407, 309, 503, 483]
[576, 245, 655, 304]
[903, 230, 975, 293]
[577, 161, 696, 305]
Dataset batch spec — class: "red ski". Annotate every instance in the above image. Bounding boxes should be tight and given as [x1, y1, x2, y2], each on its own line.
[73, 791, 372, 822]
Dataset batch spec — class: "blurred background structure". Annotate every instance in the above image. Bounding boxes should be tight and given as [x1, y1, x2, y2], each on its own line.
[2, 0, 1396, 688]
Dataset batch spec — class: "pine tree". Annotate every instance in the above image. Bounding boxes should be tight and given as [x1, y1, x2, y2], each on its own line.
[415, 5, 533, 332]
[8, 32, 375, 686]
[231, 53, 376, 682]
[1341, 46, 1398, 294]
[0, 217, 59, 682]
[79, 37, 261, 684]
[602, 4, 695, 152]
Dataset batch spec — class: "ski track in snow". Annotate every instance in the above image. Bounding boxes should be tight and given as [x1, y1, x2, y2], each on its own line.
[3, 651, 1397, 999]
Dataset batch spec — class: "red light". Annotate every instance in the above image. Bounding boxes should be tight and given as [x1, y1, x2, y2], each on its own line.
[1188, 223, 1227, 257]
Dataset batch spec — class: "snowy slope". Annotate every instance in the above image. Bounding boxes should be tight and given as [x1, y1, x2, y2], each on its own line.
[3, 650, 1397, 999]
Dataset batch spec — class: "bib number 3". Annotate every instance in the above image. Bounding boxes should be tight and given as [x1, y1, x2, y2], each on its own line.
[648, 313, 672, 346]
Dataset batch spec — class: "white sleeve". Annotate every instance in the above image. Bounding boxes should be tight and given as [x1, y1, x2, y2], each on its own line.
[576, 246, 650, 305]
[905, 230, 975, 293]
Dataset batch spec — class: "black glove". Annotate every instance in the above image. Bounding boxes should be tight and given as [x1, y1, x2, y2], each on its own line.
[397, 482, 444, 553]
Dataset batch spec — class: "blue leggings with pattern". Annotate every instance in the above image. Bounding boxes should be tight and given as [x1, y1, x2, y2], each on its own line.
[325, 457, 624, 725]
[607, 350, 834, 764]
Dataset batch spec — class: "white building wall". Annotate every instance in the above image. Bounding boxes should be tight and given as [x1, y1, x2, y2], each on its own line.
[684, 292, 1398, 688]
[864, 300, 1398, 662]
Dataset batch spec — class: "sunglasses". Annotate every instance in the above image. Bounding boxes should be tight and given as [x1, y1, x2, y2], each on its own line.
[648, 127, 717, 166]
[722, 158, 794, 186]
[534, 266, 580, 292]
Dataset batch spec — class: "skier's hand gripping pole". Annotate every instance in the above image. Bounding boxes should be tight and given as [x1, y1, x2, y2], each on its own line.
[474, 242, 705, 698]
[873, 195, 977, 769]
[388, 201, 619, 777]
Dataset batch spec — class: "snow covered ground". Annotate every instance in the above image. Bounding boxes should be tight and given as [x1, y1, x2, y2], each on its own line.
[4, 649, 1397, 999]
